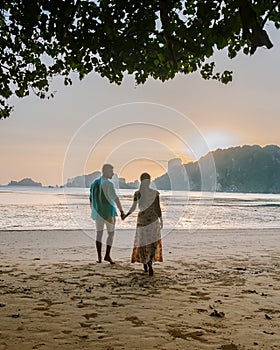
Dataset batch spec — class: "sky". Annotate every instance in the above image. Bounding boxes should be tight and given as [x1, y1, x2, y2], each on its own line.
[1, 26, 280, 186]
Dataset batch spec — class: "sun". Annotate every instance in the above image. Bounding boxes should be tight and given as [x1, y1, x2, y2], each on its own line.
[202, 131, 240, 153]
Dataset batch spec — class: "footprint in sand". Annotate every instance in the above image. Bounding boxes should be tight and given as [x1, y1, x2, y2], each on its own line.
[39, 299, 52, 306]
[33, 299, 53, 311]
[43, 311, 60, 317]
[125, 316, 144, 326]
[190, 290, 211, 301]
[168, 325, 212, 343]
[32, 343, 46, 349]
[33, 307, 50, 311]
[79, 322, 92, 328]
[82, 312, 98, 320]
[219, 344, 238, 350]
[112, 301, 125, 307]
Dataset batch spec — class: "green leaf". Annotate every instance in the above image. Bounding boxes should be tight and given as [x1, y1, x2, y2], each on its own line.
[0, 0, 277, 118]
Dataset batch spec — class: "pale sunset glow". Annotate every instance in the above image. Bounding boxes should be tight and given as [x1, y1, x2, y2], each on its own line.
[202, 131, 241, 153]
[119, 159, 166, 183]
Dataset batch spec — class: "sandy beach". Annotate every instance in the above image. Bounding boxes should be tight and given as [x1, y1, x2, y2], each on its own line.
[1, 228, 280, 350]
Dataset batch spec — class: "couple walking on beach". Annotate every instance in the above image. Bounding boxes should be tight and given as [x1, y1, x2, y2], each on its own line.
[89, 164, 163, 276]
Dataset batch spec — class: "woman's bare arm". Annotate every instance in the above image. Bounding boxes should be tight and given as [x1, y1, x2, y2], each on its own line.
[123, 192, 138, 219]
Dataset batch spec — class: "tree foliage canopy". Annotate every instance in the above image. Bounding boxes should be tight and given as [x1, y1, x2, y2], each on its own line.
[1, 0, 279, 118]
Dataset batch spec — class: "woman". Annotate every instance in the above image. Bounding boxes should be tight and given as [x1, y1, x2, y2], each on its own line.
[124, 173, 163, 276]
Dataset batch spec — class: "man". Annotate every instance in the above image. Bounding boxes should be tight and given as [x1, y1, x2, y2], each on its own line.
[89, 164, 124, 264]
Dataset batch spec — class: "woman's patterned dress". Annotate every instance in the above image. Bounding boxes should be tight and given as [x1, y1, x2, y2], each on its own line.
[131, 189, 163, 264]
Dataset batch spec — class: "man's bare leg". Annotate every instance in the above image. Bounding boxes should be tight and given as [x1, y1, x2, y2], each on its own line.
[96, 231, 103, 263]
[104, 231, 115, 264]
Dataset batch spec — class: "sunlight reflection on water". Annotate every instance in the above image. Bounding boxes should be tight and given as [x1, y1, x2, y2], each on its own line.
[1, 187, 280, 231]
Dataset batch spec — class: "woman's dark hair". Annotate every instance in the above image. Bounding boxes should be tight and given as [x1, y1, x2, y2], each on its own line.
[140, 172, 151, 182]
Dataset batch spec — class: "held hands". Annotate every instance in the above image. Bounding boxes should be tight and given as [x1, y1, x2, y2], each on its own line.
[123, 212, 130, 220]
[120, 211, 130, 220]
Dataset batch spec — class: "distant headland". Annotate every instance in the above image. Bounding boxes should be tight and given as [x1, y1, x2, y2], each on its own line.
[154, 144, 280, 194]
[8, 178, 42, 187]
[4, 145, 280, 194]
[66, 144, 280, 194]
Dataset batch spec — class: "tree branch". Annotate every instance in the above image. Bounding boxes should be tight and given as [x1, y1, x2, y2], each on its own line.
[1, 63, 10, 71]
[238, 0, 273, 54]
[64, 0, 81, 37]
[159, 0, 177, 68]
[123, 28, 157, 37]
[262, 0, 280, 26]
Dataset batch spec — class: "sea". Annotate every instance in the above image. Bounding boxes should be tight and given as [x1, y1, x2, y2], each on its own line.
[1, 186, 280, 231]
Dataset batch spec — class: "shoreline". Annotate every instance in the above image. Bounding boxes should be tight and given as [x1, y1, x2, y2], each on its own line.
[1, 229, 280, 349]
[1, 227, 280, 232]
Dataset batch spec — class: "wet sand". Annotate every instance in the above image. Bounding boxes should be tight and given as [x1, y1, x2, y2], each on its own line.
[1, 229, 280, 349]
